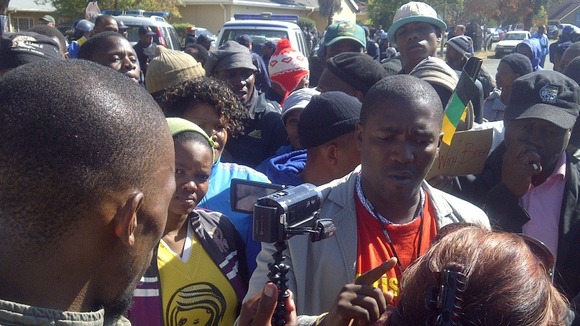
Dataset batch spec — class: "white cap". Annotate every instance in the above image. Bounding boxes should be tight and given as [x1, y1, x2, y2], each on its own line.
[281, 88, 320, 123]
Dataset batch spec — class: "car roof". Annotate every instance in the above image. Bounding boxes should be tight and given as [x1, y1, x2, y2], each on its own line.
[112, 15, 171, 26]
[222, 20, 301, 29]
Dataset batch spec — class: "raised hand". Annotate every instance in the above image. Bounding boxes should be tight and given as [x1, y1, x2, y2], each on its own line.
[318, 258, 398, 326]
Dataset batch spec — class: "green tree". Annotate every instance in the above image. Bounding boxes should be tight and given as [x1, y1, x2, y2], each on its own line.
[367, 0, 406, 31]
[48, 0, 182, 20]
[298, 17, 316, 30]
[367, 0, 462, 33]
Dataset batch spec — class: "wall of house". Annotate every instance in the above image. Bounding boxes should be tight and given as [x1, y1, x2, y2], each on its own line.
[6, 13, 58, 32]
[177, 0, 358, 38]
[176, 4, 227, 35]
[309, 0, 358, 34]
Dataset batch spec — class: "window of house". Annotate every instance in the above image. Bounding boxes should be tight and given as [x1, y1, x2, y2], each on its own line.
[15, 17, 34, 31]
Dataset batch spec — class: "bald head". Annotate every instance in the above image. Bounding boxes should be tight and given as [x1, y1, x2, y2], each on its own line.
[0, 60, 171, 249]
[361, 75, 443, 126]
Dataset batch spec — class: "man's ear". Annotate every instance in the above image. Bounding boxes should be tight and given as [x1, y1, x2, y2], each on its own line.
[436, 132, 444, 157]
[326, 143, 339, 166]
[114, 192, 144, 247]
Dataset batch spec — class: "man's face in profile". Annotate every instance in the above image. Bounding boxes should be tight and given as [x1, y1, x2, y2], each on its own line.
[104, 132, 176, 318]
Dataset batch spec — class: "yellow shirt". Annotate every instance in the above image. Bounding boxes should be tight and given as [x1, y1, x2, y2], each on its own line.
[158, 223, 238, 326]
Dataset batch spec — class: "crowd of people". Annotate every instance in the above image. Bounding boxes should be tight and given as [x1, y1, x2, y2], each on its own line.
[1, 1, 580, 325]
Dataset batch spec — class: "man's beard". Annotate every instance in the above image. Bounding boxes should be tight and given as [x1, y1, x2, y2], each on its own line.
[103, 289, 134, 322]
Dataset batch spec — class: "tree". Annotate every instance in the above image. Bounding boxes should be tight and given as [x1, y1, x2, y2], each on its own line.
[367, 0, 462, 33]
[318, 0, 341, 26]
[367, 0, 406, 31]
[0, 0, 9, 15]
[48, 0, 182, 20]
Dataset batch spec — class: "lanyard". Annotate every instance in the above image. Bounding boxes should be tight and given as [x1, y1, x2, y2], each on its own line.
[356, 174, 426, 275]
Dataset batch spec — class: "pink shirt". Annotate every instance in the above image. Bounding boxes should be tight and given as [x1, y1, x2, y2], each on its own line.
[520, 152, 566, 259]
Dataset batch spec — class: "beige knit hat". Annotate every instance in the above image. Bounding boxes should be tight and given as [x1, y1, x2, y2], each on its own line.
[409, 57, 473, 130]
[145, 46, 205, 94]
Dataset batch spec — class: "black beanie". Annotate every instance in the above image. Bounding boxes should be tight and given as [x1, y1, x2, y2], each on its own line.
[298, 91, 361, 149]
[326, 52, 388, 95]
[500, 53, 533, 76]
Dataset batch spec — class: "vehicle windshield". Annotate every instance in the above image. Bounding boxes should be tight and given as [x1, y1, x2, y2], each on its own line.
[504, 33, 527, 40]
[219, 29, 289, 55]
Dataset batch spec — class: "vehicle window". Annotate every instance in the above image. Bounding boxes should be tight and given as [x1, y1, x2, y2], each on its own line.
[161, 27, 171, 49]
[294, 30, 305, 56]
[220, 29, 289, 56]
[166, 26, 181, 50]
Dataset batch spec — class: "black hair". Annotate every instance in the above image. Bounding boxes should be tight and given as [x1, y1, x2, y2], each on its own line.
[161, 76, 247, 137]
[0, 60, 168, 251]
[564, 56, 580, 84]
[173, 131, 213, 154]
[28, 25, 67, 55]
[78, 31, 124, 61]
[361, 75, 443, 125]
[184, 44, 210, 66]
[94, 14, 115, 28]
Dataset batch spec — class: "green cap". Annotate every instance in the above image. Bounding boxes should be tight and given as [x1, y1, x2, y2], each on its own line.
[323, 21, 366, 49]
[166, 117, 215, 162]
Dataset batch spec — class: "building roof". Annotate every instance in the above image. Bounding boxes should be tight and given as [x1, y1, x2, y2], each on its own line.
[549, 0, 580, 21]
[8, 0, 56, 12]
[182, 0, 358, 12]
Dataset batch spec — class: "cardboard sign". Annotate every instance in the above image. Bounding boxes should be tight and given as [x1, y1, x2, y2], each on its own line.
[427, 128, 493, 179]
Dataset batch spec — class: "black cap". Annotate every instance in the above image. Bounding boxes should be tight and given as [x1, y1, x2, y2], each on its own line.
[0, 32, 61, 70]
[138, 26, 156, 36]
[506, 70, 580, 129]
[298, 91, 361, 148]
[326, 52, 388, 95]
[264, 40, 276, 49]
[235, 34, 252, 47]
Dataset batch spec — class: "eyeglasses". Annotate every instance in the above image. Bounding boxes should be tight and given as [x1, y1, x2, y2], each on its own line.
[434, 223, 555, 282]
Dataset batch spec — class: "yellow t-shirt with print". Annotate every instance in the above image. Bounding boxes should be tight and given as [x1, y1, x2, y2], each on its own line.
[158, 224, 238, 326]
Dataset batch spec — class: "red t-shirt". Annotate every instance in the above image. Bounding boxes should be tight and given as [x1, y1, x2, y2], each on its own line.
[355, 192, 437, 302]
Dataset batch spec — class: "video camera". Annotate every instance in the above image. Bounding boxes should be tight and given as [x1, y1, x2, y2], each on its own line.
[231, 179, 335, 325]
[230, 179, 335, 243]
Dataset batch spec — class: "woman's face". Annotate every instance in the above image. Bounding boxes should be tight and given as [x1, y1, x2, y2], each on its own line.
[182, 102, 228, 161]
[168, 139, 212, 218]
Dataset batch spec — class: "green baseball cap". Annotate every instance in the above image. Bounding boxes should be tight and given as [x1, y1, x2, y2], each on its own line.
[323, 21, 366, 49]
[166, 117, 215, 162]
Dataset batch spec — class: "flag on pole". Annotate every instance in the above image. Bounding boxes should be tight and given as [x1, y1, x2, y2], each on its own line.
[441, 57, 481, 145]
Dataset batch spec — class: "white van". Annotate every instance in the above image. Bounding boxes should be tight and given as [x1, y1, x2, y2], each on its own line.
[215, 13, 309, 57]
[101, 11, 181, 50]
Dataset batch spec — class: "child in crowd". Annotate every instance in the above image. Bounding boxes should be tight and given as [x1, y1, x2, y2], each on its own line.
[160, 77, 270, 273]
[129, 118, 248, 326]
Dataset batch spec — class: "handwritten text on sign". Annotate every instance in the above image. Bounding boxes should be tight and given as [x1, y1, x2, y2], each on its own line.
[427, 128, 493, 178]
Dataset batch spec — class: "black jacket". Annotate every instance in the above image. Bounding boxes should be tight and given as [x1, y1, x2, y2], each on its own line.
[461, 143, 580, 302]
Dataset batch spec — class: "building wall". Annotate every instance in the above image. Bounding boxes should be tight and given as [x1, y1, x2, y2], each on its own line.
[177, 0, 358, 37]
[176, 4, 227, 34]
[6, 13, 57, 32]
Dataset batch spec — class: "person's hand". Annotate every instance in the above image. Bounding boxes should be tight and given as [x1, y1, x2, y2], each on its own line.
[501, 142, 542, 197]
[238, 282, 297, 326]
[319, 258, 397, 326]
